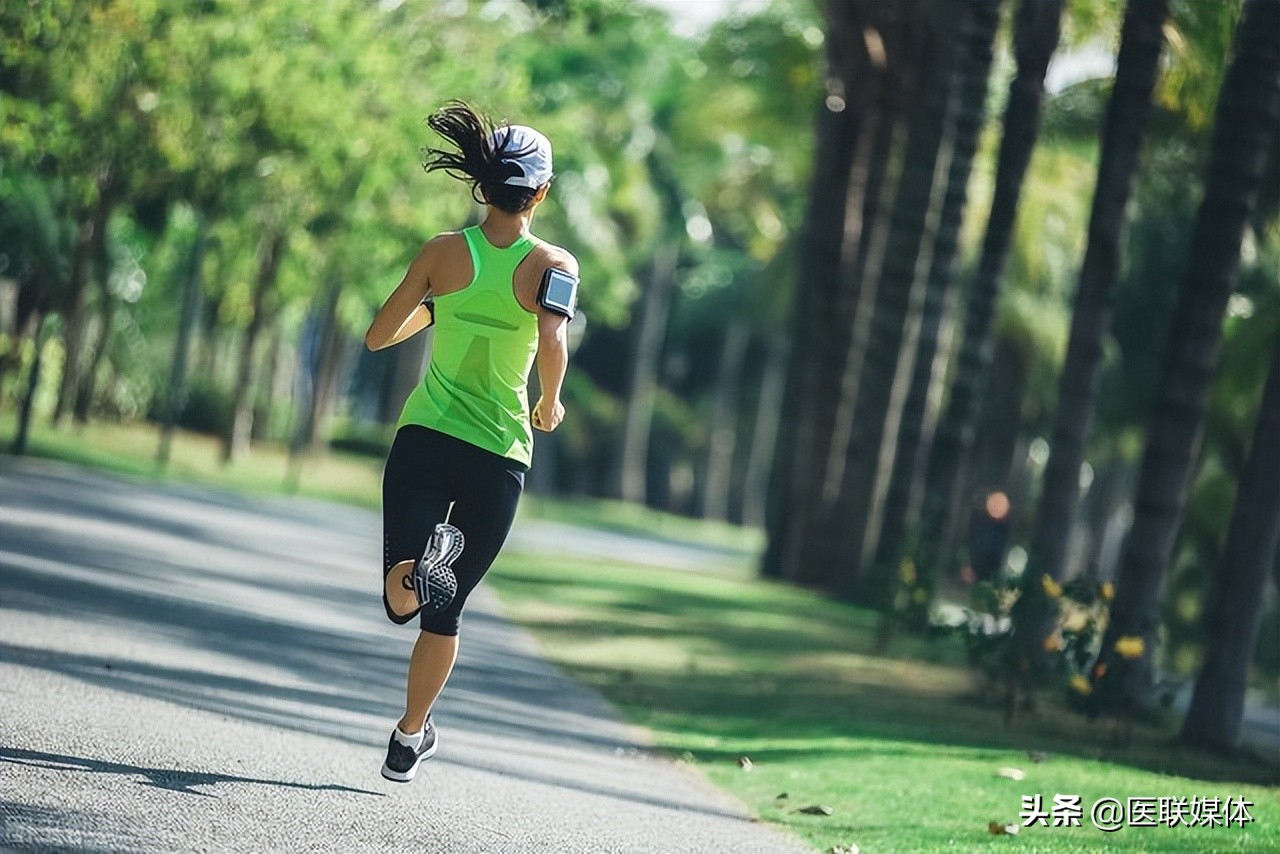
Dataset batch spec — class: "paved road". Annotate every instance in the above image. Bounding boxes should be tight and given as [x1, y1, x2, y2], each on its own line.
[0, 459, 803, 853]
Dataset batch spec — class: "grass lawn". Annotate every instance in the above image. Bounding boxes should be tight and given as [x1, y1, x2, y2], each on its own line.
[487, 553, 1280, 854]
[0, 414, 386, 509]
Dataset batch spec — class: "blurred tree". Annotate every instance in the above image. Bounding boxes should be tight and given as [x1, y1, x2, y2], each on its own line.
[806, 0, 986, 598]
[857, 0, 1003, 614]
[913, 0, 1066, 589]
[1181, 344, 1279, 750]
[1013, 0, 1170, 665]
[1092, 0, 1280, 712]
[765, 0, 921, 584]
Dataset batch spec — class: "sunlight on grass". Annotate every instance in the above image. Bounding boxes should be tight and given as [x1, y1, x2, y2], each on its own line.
[519, 493, 764, 557]
[489, 552, 1280, 854]
[1, 415, 385, 508]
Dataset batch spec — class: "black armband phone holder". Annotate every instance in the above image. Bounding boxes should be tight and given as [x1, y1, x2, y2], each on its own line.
[538, 267, 579, 320]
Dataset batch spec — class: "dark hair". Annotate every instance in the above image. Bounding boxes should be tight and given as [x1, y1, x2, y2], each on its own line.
[422, 101, 542, 214]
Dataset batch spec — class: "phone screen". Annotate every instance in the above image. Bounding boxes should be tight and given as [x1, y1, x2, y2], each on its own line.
[542, 268, 578, 316]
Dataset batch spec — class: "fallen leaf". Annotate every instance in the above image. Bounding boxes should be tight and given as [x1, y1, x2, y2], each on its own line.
[1004, 824, 1020, 835]
[796, 805, 834, 816]
[995, 767, 1026, 781]
[988, 821, 1021, 836]
[738, 756, 753, 771]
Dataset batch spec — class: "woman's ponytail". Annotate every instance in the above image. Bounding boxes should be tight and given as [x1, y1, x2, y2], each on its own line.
[422, 101, 541, 213]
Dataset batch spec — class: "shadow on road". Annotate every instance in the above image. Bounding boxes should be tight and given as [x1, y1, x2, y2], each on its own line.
[2, 463, 765, 823]
[0, 747, 383, 797]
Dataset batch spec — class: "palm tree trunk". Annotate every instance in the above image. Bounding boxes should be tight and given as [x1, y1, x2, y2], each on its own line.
[743, 333, 787, 529]
[866, 0, 1002, 605]
[1013, 0, 1169, 662]
[765, 0, 911, 582]
[762, 89, 858, 579]
[920, 0, 1065, 580]
[808, 0, 971, 600]
[1095, 0, 1280, 711]
[701, 317, 749, 521]
[1180, 344, 1280, 751]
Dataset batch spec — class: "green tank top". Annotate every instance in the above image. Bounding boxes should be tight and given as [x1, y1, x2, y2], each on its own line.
[398, 225, 539, 466]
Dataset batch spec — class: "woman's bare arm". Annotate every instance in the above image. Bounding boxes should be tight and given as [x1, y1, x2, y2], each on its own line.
[531, 253, 577, 432]
[365, 242, 436, 351]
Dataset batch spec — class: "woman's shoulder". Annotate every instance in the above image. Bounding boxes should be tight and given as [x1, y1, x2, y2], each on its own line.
[527, 237, 579, 275]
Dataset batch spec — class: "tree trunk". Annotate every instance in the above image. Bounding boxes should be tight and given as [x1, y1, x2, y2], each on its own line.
[222, 231, 285, 465]
[1014, 0, 1169, 663]
[252, 325, 282, 442]
[866, 0, 1001, 602]
[763, 2, 898, 581]
[12, 314, 47, 456]
[807, 0, 971, 600]
[50, 218, 95, 426]
[701, 317, 749, 521]
[617, 243, 678, 505]
[1181, 345, 1280, 751]
[72, 196, 116, 424]
[920, 0, 1064, 580]
[158, 218, 207, 469]
[73, 297, 114, 423]
[765, 102, 869, 583]
[1095, 0, 1280, 712]
[743, 333, 787, 529]
[304, 278, 345, 452]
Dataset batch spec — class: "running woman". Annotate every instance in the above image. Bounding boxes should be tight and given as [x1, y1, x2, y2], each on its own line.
[364, 102, 577, 783]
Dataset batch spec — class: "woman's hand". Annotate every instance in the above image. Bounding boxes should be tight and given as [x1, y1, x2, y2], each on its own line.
[531, 396, 564, 432]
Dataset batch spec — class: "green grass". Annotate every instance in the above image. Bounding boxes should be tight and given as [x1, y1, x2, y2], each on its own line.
[488, 553, 1280, 854]
[1, 414, 387, 508]
[519, 493, 764, 559]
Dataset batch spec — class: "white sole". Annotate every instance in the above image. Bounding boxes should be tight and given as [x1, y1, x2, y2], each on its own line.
[380, 736, 439, 783]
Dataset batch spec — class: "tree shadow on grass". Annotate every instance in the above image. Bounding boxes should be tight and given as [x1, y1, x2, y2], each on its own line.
[497, 605, 1280, 788]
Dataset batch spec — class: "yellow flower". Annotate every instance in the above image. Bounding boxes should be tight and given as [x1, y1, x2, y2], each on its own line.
[899, 559, 917, 585]
[1070, 674, 1092, 695]
[1041, 574, 1062, 599]
[1043, 632, 1063, 653]
[1114, 636, 1145, 660]
[1099, 581, 1115, 602]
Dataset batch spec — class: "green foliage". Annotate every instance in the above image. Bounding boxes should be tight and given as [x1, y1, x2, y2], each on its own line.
[170, 376, 233, 436]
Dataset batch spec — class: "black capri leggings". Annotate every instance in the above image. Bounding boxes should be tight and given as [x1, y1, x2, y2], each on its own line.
[382, 425, 525, 635]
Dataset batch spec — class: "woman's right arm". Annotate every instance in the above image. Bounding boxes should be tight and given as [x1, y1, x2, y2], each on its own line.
[364, 241, 436, 351]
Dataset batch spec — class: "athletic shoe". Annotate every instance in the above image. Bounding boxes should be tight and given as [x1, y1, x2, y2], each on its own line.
[380, 715, 438, 783]
[412, 523, 463, 616]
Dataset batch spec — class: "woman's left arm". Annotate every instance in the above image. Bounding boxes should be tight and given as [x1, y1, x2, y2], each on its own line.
[364, 242, 436, 351]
